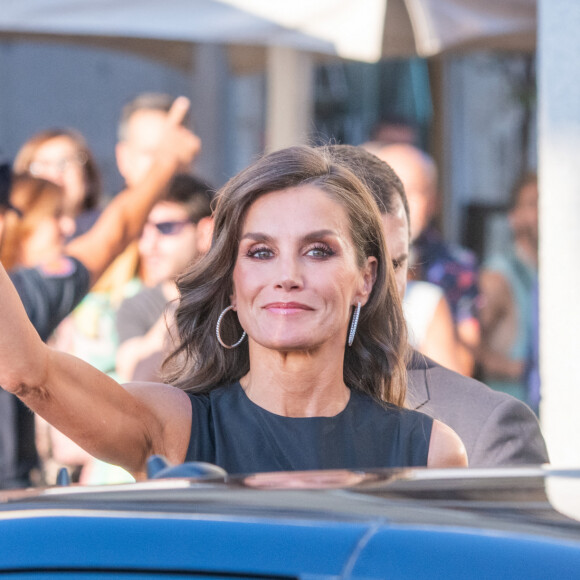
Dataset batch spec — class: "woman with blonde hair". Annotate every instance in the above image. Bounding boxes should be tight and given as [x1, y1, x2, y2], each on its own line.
[0, 145, 466, 480]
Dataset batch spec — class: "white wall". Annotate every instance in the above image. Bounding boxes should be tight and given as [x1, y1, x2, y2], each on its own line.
[538, 0, 580, 465]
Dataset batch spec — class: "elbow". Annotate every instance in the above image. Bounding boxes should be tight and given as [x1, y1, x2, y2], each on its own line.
[0, 348, 51, 402]
[1, 374, 50, 403]
[1, 378, 48, 406]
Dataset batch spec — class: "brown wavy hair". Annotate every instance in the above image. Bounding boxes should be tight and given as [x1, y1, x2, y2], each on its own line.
[14, 128, 101, 213]
[0, 174, 65, 270]
[164, 145, 409, 407]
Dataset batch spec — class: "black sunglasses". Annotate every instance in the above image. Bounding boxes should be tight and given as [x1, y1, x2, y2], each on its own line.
[146, 219, 192, 236]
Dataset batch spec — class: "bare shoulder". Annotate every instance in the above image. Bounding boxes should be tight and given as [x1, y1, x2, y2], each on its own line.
[123, 382, 192, 466]
[428, 419, 469, 468]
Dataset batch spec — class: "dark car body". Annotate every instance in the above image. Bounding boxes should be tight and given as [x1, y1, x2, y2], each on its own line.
[1, 465, 580, 579]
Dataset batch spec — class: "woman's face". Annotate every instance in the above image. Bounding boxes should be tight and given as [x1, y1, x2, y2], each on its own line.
[20, 212, 69, 268]
[29, 136, 87, 218]
[232, 185, 376, 353]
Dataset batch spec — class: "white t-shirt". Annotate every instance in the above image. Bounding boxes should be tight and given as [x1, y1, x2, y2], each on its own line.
[403, 280, 444, 348]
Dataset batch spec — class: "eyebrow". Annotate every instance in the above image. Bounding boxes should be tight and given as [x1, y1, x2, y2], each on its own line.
[240, 232, 273, 243]
[240, 229, 340, 243]
[393, 252, 409, 262]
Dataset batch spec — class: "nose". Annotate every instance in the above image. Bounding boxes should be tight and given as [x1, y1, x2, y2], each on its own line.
[275, 253, 303, 292]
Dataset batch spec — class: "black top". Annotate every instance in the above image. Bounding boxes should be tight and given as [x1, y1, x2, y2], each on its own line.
[186, 383, 433, 474]
[9, 257, 90, 342]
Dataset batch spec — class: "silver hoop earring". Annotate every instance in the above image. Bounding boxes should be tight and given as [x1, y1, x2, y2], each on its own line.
[348, 302, 361, 347]
[216, 305, 247, 349]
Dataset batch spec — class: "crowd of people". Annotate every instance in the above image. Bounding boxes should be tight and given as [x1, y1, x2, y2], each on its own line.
[0, 92, 547, 488]
[364, 138, 541, 407]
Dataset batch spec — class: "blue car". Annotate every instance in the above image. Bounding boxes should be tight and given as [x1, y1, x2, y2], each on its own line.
[0, 463, 579, 579]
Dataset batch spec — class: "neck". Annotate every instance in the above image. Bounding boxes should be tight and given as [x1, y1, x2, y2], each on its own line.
[240, 340, 350, 418]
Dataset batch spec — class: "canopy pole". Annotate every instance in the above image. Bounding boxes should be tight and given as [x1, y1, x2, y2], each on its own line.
[265, 46, 314, 152]
[538, 0, 580, 465]
[190, 44, 229, 186]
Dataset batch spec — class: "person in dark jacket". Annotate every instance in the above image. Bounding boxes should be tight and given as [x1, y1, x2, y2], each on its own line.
[326, 145, 549, 466]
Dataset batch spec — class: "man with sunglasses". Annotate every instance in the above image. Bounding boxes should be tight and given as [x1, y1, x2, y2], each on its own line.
[0, 98, 201, 488]
[115, 173, 213, 382]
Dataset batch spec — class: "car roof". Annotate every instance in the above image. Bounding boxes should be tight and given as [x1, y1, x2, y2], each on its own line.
[1, 466, 580, 578]
[1, 465, 579, 539]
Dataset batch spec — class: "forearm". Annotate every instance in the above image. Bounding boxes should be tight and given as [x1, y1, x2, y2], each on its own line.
[65, 155, 179, 285]
[420, 298, 462, 374]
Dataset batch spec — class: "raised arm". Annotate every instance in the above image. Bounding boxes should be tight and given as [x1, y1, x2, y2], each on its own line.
[0, 261, 192, 479]
[65, 96, 201, 286]
[419, 296, 464, 375]
[476, 269, 524, 380]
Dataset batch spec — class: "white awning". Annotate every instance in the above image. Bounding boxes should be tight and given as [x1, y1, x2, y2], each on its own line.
[0, 0, 536, 62]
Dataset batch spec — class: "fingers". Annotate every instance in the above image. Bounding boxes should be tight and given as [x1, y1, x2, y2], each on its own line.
[166, 96, 191, 127]
[157, 96, 201, 166]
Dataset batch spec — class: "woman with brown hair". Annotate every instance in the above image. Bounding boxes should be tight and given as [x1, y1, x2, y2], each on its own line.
[14, 128, 102, 238]
[0, 145, 466, 480]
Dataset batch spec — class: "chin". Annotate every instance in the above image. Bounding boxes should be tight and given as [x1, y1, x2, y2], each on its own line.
[257, 334, 326, 353]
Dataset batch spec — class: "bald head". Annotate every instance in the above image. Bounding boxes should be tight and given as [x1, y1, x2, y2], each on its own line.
[374, 144, 437, 242]
[325, 144, 408, 222]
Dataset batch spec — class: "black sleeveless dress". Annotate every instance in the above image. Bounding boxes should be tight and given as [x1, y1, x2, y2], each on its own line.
[185, 382, 432, 474]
